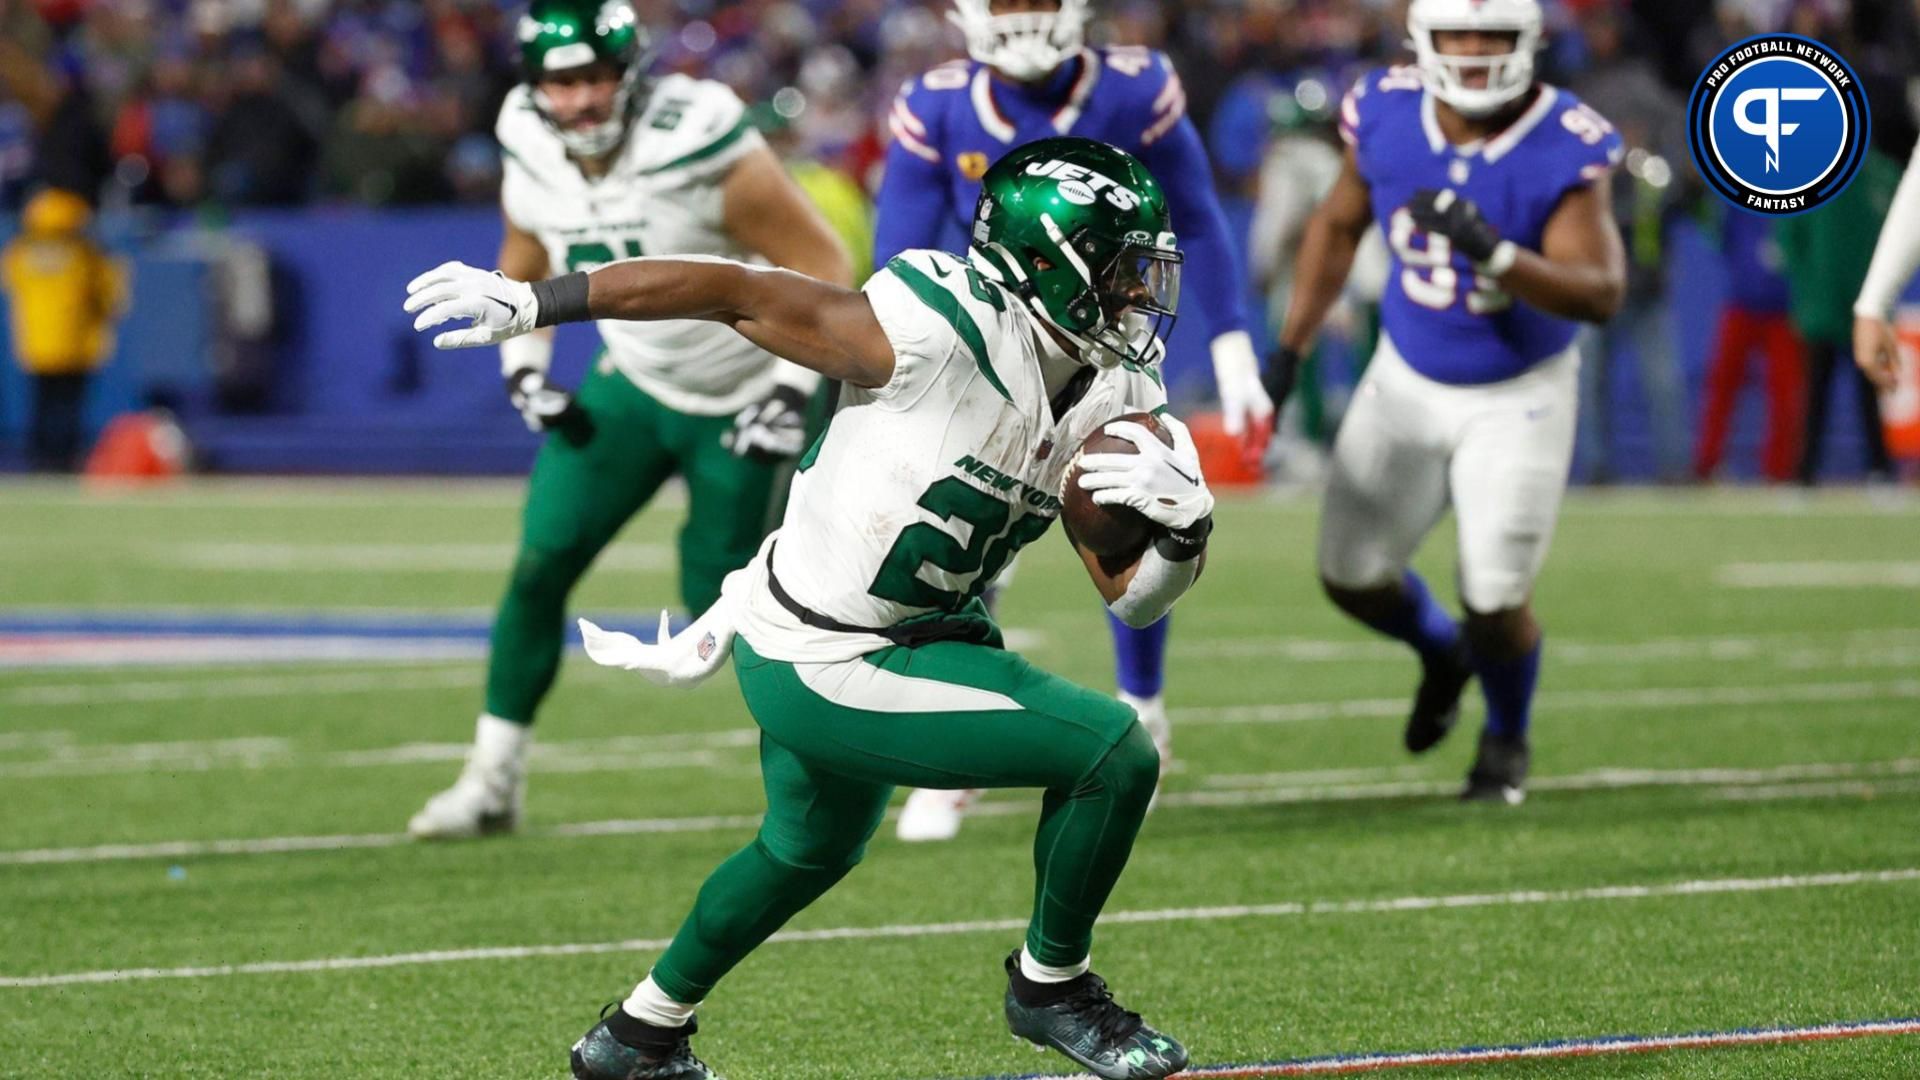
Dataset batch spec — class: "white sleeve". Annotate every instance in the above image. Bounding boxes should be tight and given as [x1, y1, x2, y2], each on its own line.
[859, 262, 959, 407]
[1855, 143, 1920, 320]
[1107, 545, 1202, 628]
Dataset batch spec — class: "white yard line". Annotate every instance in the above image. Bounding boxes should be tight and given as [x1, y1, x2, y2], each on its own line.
[1171, 629, 1920, 665]
[146, 541, 671, 573]
[1717, 561, 1920, 588]
[6, 677, 1918, 780]
[7, 754, 1917, 868]
[3, 867, 1914, 989]
[1, 667, 477, 707]
[1176, 678, 1920, 727]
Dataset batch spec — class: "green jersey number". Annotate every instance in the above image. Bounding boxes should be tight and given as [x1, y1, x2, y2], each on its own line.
[869, 477, 1052, 610]
[566, 239, 645, 272]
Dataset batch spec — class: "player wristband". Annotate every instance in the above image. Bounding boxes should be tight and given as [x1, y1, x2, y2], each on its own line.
[532, 272, 591, 328]
[1153, 514, 1212, 563]
[1477, 240, 1519, 278]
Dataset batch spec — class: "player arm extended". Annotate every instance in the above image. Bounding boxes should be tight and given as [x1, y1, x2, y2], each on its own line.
[405, 256, 897, 389]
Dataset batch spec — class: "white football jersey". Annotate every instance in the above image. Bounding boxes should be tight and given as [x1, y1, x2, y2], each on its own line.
[735, 248, 1168, 663]
[498, 74, 781, 415]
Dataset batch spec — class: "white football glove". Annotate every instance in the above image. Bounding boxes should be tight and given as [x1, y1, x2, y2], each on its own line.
[725, 384, 810, 462]
[1074, 413, 1215, 531]
[1210, 330, 1274, 456]
[506, 368, 581, 434]
[404, 261, 539, 349]
[576, 602, 736, 690]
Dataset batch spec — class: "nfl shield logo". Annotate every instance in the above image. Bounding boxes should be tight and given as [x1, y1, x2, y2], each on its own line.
[1036, 439, 1054, 462]
[697, 633, 716, 661]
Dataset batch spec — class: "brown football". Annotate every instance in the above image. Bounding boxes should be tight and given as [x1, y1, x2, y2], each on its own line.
[1062, 410, 1174, 560]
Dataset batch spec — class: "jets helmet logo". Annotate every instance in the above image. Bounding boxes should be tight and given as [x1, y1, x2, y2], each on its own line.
[1021, 159, 1142, 211]
[1687, 33, 1869, 215]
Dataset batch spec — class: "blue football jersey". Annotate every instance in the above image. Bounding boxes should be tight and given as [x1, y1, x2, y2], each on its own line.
[876, 47, 1251, 350]
[888, 47, 1191, 238]
[1342, 65, 1625, 385]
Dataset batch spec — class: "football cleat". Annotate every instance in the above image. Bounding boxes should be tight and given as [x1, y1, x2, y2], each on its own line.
[895, 787, 982, 843]
[1461, 729, 1529, 804]
[1404, 642, 1473, 754]
[571, 1007, 721, 1080]
[1003, 951, 1188, 1079]
[406, 756, 523, 839]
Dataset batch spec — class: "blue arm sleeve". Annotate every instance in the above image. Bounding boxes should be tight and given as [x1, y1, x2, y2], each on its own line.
[1137, 115, 1250, 341]
[873, 138, 954, 266]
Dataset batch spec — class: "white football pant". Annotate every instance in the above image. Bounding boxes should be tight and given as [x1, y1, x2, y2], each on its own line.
[1318, 332, 1577, 614]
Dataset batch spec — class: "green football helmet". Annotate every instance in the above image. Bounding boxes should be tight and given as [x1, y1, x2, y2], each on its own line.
[967, 137, 1182, 369]
[517, 0, 653, 158]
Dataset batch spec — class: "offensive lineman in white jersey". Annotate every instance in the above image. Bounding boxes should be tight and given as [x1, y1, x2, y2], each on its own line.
[406, 136, 1209, 1080]
[407, 0, 851, 839]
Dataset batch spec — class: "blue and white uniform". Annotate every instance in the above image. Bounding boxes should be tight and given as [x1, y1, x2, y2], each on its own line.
[1320, 66, 1623, 612]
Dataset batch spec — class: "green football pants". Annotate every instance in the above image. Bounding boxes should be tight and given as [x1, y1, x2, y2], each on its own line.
[647, 635, 1158, 1004]
[485, 362, 783, 724]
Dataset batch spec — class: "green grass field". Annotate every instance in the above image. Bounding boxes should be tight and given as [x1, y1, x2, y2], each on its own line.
[2, 481, 1917, 1078]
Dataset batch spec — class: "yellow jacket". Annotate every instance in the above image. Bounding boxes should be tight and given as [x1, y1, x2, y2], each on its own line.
[2, 232, 127, 375]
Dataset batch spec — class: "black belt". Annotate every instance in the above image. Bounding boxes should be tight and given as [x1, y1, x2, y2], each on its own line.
[764, 545, 996, 649]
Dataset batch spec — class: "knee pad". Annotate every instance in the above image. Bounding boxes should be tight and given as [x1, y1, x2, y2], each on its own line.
[507, 543, 592, 598]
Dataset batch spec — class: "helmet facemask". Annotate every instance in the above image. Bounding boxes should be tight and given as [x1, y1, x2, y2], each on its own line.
[948, 0, 1090, 82]
[975, 216, 1181, 371]
[1407, 0, 1541, 118]
[519, 0, 654, 158]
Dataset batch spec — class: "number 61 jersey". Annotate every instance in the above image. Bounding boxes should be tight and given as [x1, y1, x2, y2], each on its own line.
[498, 73, 779, 415]
[1343, 66, 1624, 385]
[734, 248, 1166, 664]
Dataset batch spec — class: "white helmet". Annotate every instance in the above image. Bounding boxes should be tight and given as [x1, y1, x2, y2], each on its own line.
[1407, 0, 1542, 117]
[948, 0, 1091, 83]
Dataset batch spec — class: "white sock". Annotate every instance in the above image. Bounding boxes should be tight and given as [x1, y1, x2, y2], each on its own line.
[1019, 947, 1090, 983]
[471, 713, 531, 774]
[623, 974, 698, 1028]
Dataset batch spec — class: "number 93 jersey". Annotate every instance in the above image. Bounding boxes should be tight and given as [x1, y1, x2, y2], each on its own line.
[734, 248, 1167, 664]
[498, 74, 778, 415]
[1342, 66, 1624, 385]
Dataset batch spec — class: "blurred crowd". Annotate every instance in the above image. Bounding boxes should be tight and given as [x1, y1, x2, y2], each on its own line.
[2, 0, 1918, 479]
[2, 0, 1914, 212]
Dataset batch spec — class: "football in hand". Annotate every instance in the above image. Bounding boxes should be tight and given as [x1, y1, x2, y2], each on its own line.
[1062, 410, 1174, 560]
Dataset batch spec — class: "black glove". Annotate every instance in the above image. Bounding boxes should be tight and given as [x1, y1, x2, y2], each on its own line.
[1405, 188, 1503, 265]
[506, 368, 591, 442]
[1262, 345, 1303, 427]
[726, 384, 811, 463]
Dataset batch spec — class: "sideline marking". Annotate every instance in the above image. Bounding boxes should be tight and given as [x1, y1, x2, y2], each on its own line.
[3, 868, 1915, 988]
[8, 755, 1917, 866]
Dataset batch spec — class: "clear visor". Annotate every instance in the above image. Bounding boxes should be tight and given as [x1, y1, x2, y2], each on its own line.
[1098, 247, 1182, 320]
[1088, 246, 1181, 367]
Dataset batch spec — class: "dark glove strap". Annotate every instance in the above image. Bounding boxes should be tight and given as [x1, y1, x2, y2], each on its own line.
[532, 272, 590, 328]
[1153, 514, 1212, 563]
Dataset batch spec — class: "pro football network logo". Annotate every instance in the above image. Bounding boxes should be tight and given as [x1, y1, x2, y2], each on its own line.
[1687, 34, 1869, 215]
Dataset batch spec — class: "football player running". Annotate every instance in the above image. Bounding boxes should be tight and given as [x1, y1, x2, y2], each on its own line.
[407, 137, 1207, 1080]
[1268, 0, 1625, 802]
[877, 0, 1269, 841]
[407, 0, 852, 839]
